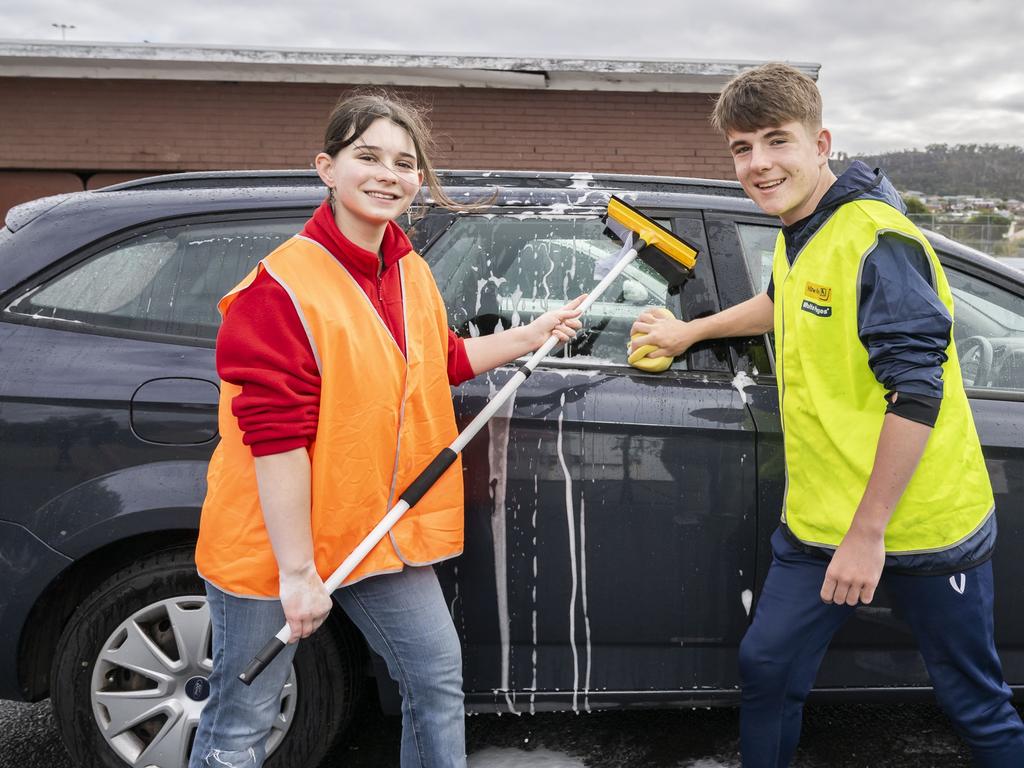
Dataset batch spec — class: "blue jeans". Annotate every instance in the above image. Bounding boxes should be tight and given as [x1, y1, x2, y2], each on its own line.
[738, 527, 1024, 768]
[190, 565, 465, 768]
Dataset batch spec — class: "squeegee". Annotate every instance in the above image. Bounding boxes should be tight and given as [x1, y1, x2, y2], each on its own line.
[240, 195, 700, 684]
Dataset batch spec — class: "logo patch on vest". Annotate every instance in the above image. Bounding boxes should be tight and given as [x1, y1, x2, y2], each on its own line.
[801, 299, 832, 317]
[804, 281, 832, 303]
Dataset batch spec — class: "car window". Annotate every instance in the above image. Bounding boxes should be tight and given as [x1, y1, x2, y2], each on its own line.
[946, 266, 1024, 392]
[734, 222, 780, 373]
[425, 214, 678, 367]
[7, 219, 300, 341]
[736, 223, 779, 294]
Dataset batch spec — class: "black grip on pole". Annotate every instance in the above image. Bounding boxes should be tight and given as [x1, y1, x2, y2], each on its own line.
[238, 636, 286, 686]
[399, 448, 458, 507]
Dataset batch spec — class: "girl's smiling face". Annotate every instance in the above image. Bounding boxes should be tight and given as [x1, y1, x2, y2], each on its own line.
[315, 117, 424, 246]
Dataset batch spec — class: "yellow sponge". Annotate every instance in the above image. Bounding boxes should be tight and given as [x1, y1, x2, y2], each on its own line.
[627, 307, 675, 373]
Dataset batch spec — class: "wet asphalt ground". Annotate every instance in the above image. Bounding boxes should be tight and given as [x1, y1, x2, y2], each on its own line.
[2, 693, 1004, 767]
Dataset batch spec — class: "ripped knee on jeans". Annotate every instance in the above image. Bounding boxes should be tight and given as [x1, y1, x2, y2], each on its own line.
[201, 747, 258, 767]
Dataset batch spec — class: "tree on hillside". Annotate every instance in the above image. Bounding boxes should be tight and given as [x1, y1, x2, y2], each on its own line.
[967, 213, 1012, 226]
[903, 196, 929, 214]
[833, 144, 1024, 198]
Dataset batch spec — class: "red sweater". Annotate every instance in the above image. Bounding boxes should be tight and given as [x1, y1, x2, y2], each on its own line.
[216, 201, 476, 456]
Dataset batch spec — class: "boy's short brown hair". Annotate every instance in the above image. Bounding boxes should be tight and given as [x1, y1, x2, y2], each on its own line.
[710, 62, 822, 135]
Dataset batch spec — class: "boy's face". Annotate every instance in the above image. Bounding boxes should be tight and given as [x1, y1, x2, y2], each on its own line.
[726, 121, 835, 225]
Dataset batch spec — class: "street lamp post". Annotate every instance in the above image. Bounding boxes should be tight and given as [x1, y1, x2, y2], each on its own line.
[51, 23, 76, 40]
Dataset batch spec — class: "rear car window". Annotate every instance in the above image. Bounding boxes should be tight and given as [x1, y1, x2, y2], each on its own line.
[7, 219, 300, 341]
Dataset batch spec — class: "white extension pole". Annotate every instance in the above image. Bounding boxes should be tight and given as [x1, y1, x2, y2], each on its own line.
[240, 239, 642, 684]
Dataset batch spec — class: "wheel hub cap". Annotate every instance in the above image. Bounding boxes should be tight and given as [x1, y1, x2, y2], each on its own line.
[89, 595, 297, 767]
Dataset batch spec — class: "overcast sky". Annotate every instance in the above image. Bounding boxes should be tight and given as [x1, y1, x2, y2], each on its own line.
[3, 0, 1022, 155]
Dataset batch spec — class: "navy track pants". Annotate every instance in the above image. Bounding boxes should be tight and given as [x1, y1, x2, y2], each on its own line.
[738, 527, 1024, 767]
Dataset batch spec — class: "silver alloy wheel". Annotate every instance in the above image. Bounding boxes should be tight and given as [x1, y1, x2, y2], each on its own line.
[89, 595, 297, 767]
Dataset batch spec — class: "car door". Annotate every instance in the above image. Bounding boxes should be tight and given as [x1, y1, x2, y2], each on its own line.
[939, 257, 1024, 685]
[704, 211, 784, 582]
[424, 201, 758, 712]
[0, 214, 302, 556]
[706, 210, 1024, 690]
[709, 209, 930, 684]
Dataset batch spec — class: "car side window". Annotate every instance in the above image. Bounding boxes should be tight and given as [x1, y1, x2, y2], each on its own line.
[945, 265, 1024, 392]
[736, 223, 779, 294]
[731, 221, 780, 375]
[7, 219, 301, 341]
[425, 213, 686, 367]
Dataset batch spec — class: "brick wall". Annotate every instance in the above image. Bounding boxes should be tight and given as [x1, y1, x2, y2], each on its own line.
[0, 171, 84, 222]
[0, 77, 736, 218]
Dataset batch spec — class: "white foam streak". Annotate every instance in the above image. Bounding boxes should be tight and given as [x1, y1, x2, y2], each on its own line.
[531, 474, 539, 714]
[580, 496, 592, 712]
[556, 393, 580, 712]
[741, 589, 753, 616]
[488, 380, 518, 714]
[731, 370, 756, 405]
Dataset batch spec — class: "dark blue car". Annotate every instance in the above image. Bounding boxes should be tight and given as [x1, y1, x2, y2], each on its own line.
[1, 170, 1022, 768]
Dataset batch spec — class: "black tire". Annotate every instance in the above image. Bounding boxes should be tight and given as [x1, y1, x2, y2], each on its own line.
[50, 546, 364, 768]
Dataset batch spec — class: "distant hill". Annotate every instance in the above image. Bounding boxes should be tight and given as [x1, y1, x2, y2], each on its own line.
[832, 144, 1024, 200]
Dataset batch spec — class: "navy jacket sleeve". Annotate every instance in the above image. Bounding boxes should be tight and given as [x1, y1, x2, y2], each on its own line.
[857, 233, 951, 425]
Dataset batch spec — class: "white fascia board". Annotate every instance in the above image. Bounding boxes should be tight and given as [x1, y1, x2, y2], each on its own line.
[0, 58, 549, 88]
[546, 71, 735, 93]
[0, 40, 819, 92]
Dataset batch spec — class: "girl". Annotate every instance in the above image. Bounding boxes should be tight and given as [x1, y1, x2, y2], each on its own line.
[190, 92, 584, 768]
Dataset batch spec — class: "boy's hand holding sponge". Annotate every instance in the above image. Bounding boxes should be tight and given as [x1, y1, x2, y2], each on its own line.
[628, 307, 678, 373]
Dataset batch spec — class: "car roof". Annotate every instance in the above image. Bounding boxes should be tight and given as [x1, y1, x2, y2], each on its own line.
[921, 229, 1024, 286]
[0, 169, 760, 294]
[3, 169, 759, 240]
[92, 168, 749, 195]
[3, 169, 1021, 296]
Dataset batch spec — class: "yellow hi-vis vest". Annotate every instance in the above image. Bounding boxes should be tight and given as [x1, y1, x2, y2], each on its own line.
[195, 235, 463, 597]
[772, 199, 993, 553]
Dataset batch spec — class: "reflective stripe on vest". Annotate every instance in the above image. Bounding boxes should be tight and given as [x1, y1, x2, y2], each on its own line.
[772, 199, 994, 553]
[195, 235, 463, 597]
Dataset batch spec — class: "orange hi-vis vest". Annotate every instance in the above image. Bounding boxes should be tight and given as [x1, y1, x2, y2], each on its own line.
[195, 235, 464, 597]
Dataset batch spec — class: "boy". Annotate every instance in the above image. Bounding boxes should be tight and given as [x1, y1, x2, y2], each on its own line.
[629, 63, 1024, 767]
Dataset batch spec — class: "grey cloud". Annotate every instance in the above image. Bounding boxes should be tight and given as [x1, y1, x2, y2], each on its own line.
[4, 0, 1022, 154]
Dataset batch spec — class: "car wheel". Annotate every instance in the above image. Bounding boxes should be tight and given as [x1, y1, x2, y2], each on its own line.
[51, 546, 363, 768]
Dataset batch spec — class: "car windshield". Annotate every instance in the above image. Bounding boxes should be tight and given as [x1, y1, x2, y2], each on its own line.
[951, 286, 1024, 335]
